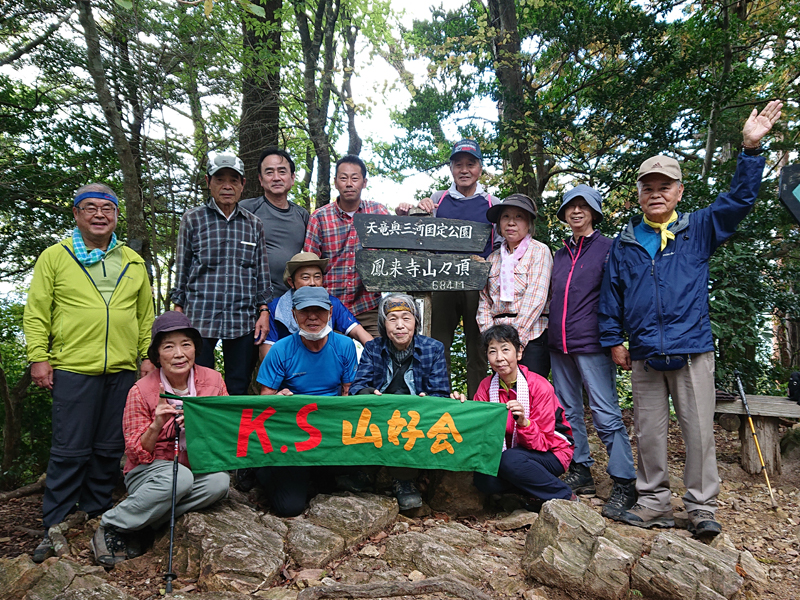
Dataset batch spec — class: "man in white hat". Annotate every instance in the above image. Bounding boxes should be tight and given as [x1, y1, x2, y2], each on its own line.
[599, 100, 782, 537]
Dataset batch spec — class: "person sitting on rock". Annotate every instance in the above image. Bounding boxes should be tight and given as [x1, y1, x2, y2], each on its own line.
[350, 293, 466, 511]
[472, 324, 576, 507]
[91, 312, 230, 567]
[254, 286, 358, 517]
[260, 251, 373, 359]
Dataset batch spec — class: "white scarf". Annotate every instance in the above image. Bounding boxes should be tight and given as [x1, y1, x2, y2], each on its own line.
[159, 367, 196, 452]
[498, 235, 531, 302]
[488, 368, 530, 450]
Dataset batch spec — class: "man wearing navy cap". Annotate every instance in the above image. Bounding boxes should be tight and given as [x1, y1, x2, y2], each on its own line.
[396, 140, 499, 398]
[171, 152, 272, 396]
[25, 182, 155, 562]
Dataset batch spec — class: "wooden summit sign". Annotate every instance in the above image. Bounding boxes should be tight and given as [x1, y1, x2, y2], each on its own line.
[356, 250, 490, 292]
[353, 214, 491, 253]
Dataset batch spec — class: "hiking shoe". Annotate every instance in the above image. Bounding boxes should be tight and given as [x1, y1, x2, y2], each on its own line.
[563, 462, 596, 495]
[687, 509, 721, 538]
[392, 479, 423, 511]
[619, 503, 674, 529]
[32, 535, 54, 563]
[335, 470, 372, 493]
[91, 525, 127, 567]
[234, 468, 257, 492]
[124, 528, 153, 560]
[602, 478, 638, 520]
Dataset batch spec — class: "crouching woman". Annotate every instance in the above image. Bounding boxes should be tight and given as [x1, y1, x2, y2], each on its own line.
[91, 312, 230, 567]
[473, 325, 575, 504]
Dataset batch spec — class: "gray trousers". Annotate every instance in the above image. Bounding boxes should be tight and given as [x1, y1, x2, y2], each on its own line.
[631, 351, 719, 514]
[101, 460, 230, 531]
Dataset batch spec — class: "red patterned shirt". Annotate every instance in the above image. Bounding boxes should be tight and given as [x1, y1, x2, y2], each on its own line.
[304, 199, 389, 316]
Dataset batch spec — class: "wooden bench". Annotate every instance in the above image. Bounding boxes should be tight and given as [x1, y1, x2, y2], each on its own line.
[715, 395, 800, 475]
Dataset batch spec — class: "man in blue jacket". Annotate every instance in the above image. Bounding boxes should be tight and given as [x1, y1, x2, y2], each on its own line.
[598, 100, 782, 537]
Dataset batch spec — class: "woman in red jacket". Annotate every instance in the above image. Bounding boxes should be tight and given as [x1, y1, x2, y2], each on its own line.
[473, 324, 575, 504]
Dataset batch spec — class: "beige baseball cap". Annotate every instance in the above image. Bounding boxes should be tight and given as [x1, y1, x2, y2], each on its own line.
[637, 155, 682, 182]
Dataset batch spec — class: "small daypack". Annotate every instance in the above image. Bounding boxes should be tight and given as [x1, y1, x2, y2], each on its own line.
[788, 371, 800, 404]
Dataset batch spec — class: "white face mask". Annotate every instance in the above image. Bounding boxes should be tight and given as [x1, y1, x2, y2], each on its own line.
[299, 323, 332, 341]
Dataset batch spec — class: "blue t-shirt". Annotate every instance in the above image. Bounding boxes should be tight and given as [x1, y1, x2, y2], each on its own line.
[633, 219, 679, 259]
[257, 332, 357, 396]
[264, 291, 359, 345]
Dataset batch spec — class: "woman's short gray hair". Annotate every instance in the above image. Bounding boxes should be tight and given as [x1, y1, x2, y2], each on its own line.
[377, 293, 421, 337]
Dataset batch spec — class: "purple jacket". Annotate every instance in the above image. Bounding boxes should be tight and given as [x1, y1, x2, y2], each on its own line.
[548, 232, 612, 355]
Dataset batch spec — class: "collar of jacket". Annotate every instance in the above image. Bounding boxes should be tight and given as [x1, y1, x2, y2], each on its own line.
[620, 212, 691, 245]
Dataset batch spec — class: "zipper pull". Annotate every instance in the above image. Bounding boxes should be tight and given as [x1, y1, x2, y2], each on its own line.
[651, 259, 655, 276]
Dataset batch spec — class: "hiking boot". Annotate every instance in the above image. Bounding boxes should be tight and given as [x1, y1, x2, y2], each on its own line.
[392, 479, 423, 511]
[32, 535, 54, 563]
[619, 503, 674, 529]
[563, 462, 595, 495]
[91, 525, 128, 567]
[124, 528, 154, 560]
[335, 469, 372, 493]
[601, 478, 638, 520]
[234, 468, 257, 492]
[687, 509, 721, 538]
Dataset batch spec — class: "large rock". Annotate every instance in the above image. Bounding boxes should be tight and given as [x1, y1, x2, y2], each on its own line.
[582, 535, 636, 600]
[495, 509, 538, 531]
[425, 522, 485, 550]
[287, 520, 346, 568]
[426, 471, 485, 516]
[631, 532, 744, 600]
[0, 555, 44, 600]
[383, 531, 477, 581]
[523, 499, 607, 589]
[306, 493, 397, 546]
[25, 558, 108, 600]
[52, 586, 137, 600]
[158, 499, 285, 593]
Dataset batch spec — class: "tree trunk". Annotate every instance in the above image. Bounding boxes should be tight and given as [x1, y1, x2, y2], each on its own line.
[76, 0, 148, 261]
[341, 15, 362, 156]
[0, 364, 32, 481]
[487, 0, 537, 200]
[240, 0, 282, 199]
[701, 3, 732, 180]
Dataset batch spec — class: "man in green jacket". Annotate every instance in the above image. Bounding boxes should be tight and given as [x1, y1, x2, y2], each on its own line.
[24, 183, 155, 562]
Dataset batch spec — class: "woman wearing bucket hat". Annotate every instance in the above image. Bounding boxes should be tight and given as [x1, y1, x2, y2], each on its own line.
[477, 193, 553, 379]
[548, 185, 637, 521]
[90, 312, 230, 566]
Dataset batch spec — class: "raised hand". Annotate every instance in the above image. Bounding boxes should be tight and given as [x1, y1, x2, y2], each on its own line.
[743, 100, 783, 148]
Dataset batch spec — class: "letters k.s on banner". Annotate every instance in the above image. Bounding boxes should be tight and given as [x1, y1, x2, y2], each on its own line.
[180, 395, 508, 476]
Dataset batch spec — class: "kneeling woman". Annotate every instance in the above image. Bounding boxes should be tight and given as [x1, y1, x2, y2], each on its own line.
[91, 312, 230, 567]
[473, 325, 575, 503]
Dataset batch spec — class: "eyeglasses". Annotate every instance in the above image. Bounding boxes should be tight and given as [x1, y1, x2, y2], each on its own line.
[78, 204, 117, 216]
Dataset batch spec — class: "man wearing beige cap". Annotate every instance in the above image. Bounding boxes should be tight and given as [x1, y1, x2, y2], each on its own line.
[598, 100, 782, 537]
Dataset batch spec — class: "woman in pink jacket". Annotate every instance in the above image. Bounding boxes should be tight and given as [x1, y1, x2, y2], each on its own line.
[473, 324, 575, 504]
[90, 312, 230, 567]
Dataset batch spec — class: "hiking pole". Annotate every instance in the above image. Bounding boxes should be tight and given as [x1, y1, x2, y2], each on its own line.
[164, 416, 180, 594]
[733, 370, 778, 508]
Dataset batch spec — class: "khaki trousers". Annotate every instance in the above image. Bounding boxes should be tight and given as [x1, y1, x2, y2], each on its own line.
[631, 351, 719, 514]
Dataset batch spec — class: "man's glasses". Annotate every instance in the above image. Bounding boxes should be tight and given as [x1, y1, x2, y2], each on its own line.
[78, 204, 117, 216]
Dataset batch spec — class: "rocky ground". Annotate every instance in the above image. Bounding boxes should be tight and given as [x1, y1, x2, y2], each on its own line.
[2, 409, 800, 600]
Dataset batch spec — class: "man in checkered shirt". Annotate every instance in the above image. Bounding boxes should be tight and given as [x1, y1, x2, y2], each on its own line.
[171, 153, 272, 395]
[303, 155, 389, 336]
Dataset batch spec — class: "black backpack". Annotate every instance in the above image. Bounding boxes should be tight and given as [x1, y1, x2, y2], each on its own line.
[788, 372, 800, 404]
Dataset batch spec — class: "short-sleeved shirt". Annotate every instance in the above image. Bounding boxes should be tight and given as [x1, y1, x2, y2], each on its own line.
[257, 332, 357, 396]
[303, 199, 389, 316]
[239, 195, 310, 296]
[264, 290, 359, 346]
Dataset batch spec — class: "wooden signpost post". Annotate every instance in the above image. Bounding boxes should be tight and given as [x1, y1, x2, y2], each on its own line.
[353, 214, 492, 336]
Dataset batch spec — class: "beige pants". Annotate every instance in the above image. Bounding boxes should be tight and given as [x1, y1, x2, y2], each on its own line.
[631, 351, 719, 514]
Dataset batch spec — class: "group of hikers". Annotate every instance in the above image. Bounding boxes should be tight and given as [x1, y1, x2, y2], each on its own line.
[23, 100, 782, 568]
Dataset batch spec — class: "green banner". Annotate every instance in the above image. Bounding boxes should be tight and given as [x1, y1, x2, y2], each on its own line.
[181, 395, 508, 476]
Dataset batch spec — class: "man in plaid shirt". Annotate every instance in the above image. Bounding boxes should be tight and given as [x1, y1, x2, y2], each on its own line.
[171, 153, 272, 395]
[304, 155, 389, 336]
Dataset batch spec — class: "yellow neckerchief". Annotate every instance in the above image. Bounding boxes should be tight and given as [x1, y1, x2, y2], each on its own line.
[500, 378, 516, 391]
[643, 211, 678, 252]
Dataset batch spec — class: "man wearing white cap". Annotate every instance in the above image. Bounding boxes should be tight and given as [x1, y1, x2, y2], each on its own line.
[171, 152, 272, 396]
[599, 100, 782, 537]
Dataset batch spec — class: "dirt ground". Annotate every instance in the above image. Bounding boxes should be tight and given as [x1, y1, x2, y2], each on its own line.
[2, 409, 800, 599]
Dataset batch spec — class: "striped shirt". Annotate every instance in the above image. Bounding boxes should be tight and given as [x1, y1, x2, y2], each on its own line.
[303, 199, 389, 316]
[171, 198, 272, 339]
[477, 239, 553, 349]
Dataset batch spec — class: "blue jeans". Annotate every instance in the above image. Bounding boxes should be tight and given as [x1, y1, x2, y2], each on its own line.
[473, 446, 572, 501]
[550, 351, 636, 481]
